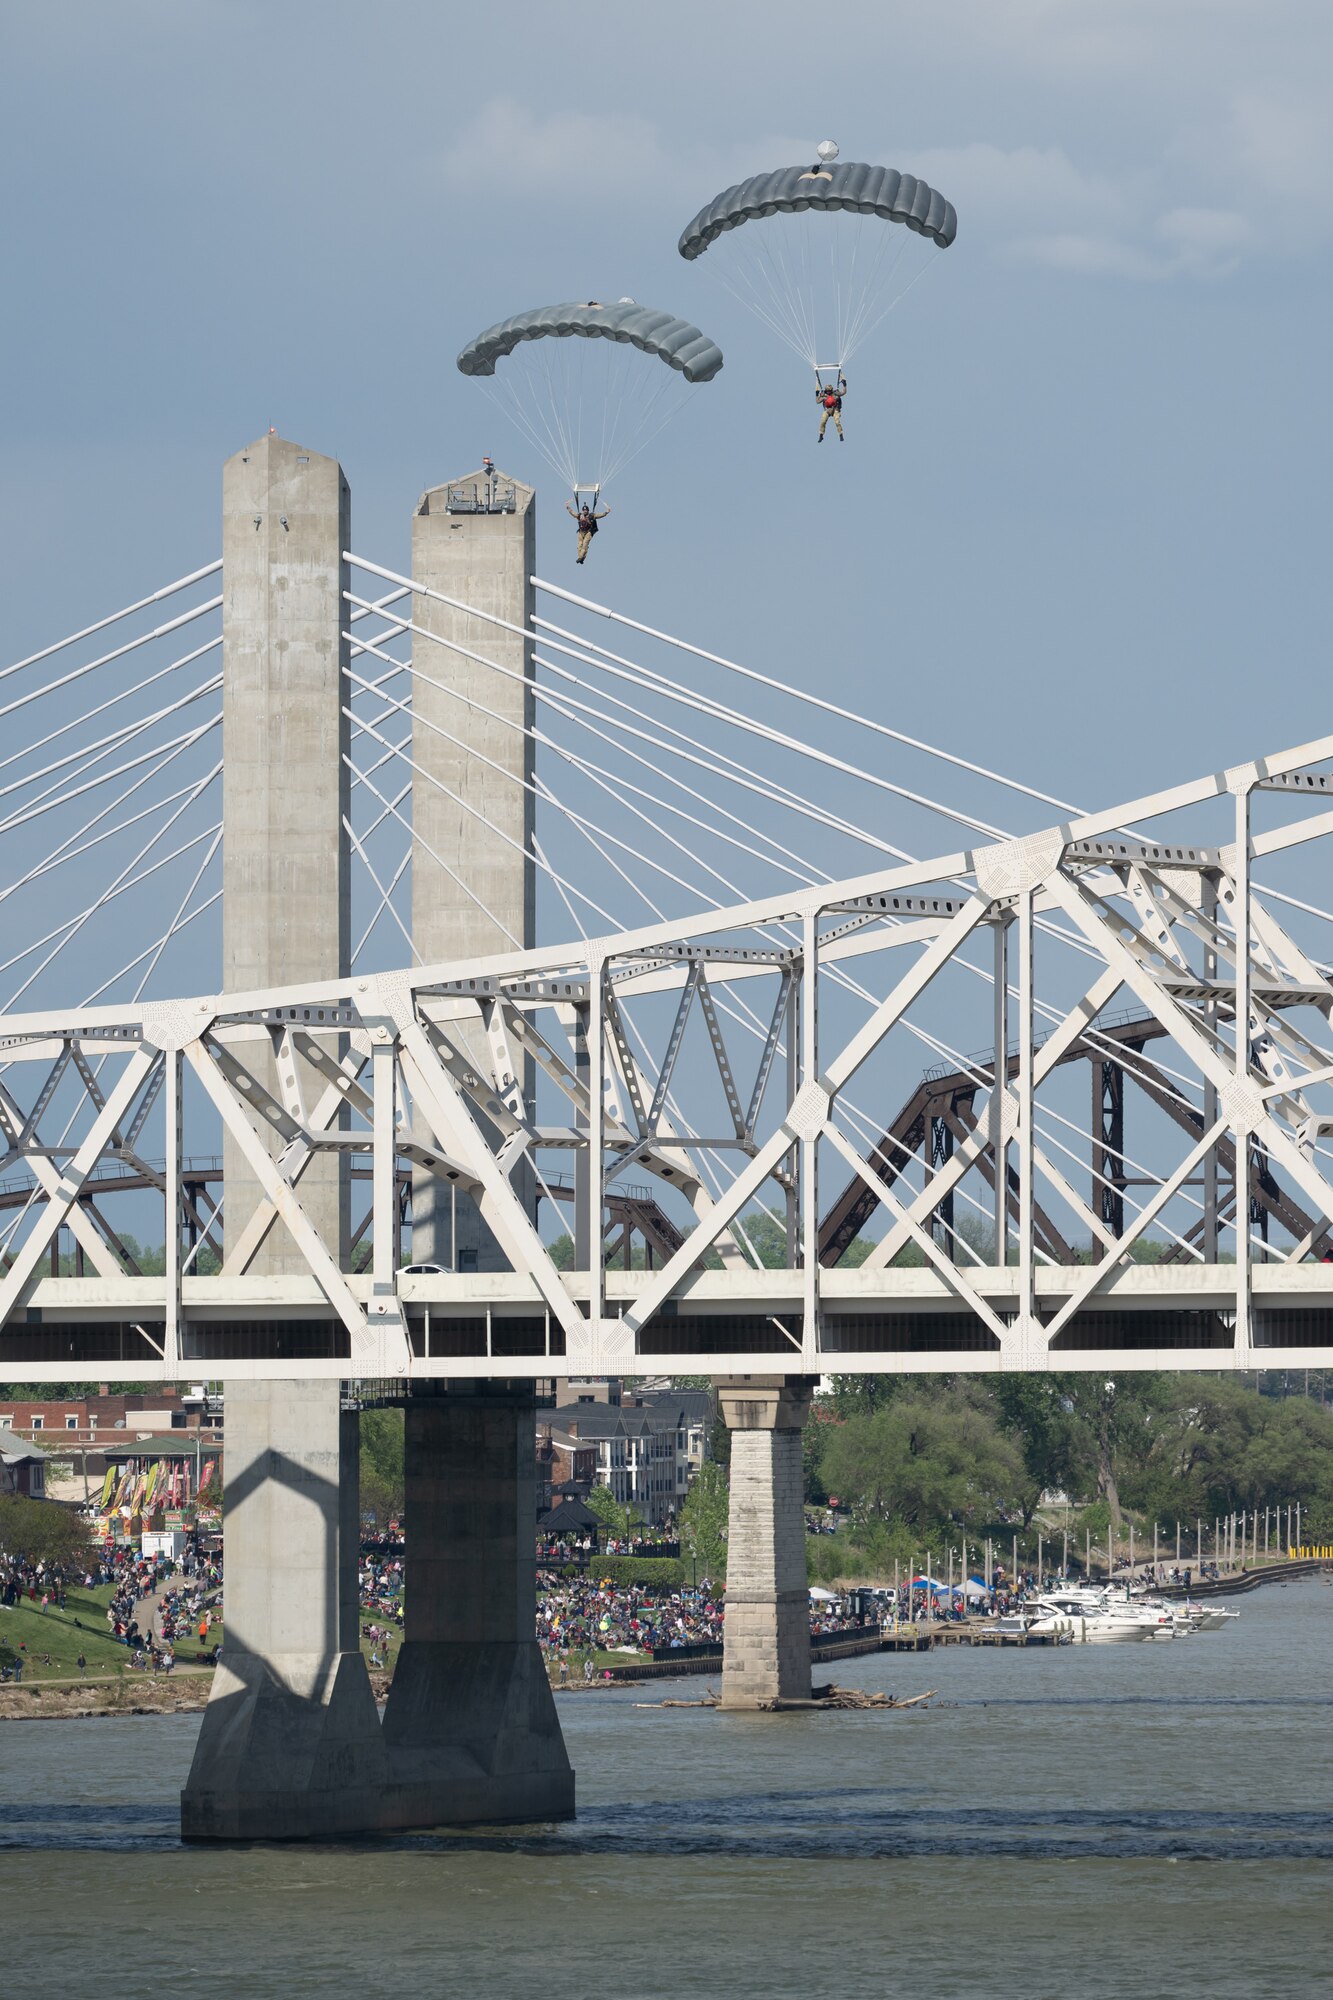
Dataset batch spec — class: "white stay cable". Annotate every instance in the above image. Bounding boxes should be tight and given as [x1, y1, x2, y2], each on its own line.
[0, 595, 221, 718]
[344, 755, 523, 950]
[0, 775, 220, 915]
[532, 585, 1084, 820]
[0, 760, 221, 1010]
[342, 810, 420, 966]
[0, 562, 221, 686]
[346, 647, 816, 917]
[0, 646, 220, 788]
[347, 565, 1010, 847]
[345, 585, 919, 866]
[538, 587, 1333, 948]
[0, 670, 221, 824]
[0, 710, 220, 844]
[97, 824, 224, 1006]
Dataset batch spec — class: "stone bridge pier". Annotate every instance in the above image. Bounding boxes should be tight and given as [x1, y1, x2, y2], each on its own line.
[717, 1377, 814, 1708]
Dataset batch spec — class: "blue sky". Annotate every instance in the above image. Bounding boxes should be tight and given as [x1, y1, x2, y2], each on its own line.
[3, 0, 1331, 825]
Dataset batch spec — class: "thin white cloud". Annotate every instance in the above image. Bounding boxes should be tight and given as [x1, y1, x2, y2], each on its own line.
[444, 74, 1332, 284]
[438, 100, 810, 209]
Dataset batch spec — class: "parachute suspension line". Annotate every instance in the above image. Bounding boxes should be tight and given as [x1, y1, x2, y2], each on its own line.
[599, 346, 680, 487]
[481, 378, 565, 493]
[599, 372, 699, 489]
[600, 337, 649, 487]
[702, 227, 818, 367]
[537, 339, 583, 490]
[836, 211, 908, 364]
[841, 240, 936, 365]
[482, 336, 698, 497]
[754, 216, 819, 364]
[829, 217, 847, 372]
[483, 336, 596, 493]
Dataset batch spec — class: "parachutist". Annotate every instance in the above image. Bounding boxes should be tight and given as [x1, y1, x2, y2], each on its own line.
[567, 498, 611, 564]
[817, 372, 846, 442]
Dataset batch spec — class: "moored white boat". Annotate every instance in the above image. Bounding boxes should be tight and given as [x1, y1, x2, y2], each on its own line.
[1029, 1593, 1151, 1643]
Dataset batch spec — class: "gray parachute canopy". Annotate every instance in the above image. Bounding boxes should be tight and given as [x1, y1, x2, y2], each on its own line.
[678, 161, 957, 260]
[457, 300, 724, 383]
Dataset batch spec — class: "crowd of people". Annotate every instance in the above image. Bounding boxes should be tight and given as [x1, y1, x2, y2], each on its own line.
[535, 1532, 681, 1564]
[102, 1537, 221, 1670]
[0, 1533, 222, 1679]
[359, 1546, 404, 1665]
[537, 1574, 723, 1676]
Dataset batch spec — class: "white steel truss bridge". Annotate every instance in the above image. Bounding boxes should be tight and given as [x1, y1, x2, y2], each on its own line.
[5, 742, 1333, 1380]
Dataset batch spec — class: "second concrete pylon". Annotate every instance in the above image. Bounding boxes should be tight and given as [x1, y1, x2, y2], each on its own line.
[380, 1387, 574, 1824]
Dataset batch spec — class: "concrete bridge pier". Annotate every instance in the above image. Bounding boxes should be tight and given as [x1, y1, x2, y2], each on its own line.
[181, 1382, 388, 1839]
[183, 435, 384, 1839]
[380, 1386, 574, 1824]
[717, 1378, 814, 1708]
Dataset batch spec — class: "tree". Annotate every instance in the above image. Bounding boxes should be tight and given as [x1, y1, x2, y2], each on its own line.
[359, 1408, 404, 1527]
[823, 1375, 903, 1420]
[679, 1460, 728, 1581]
[585, 1482, 639, 1538]
[0, 1496, 95, 1572]
[816, 1385, 1023, 1537]
[990, 1374, 1088, 1527]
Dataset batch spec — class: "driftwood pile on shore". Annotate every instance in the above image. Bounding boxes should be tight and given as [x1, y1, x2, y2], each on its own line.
[638, 1683, 937, 1712]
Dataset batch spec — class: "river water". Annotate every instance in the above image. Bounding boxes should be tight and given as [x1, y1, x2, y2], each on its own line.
[2, 1578, 1330, 1997]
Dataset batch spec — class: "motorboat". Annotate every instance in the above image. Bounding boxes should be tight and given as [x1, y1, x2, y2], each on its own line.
[1029, 1593, 1151, 1643]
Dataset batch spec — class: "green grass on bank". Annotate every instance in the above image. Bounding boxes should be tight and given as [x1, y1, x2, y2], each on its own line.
[0, 1583, 222, 1683]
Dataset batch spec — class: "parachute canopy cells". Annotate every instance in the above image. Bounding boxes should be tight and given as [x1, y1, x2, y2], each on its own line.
[678, 155, 957, 376]
[678, 162, 958, 261]
[457, 300, 723, 496]
[457, 300, 723, 384]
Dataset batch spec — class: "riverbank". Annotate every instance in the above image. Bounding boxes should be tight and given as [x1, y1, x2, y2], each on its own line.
[5, 1562, 1323, 1717]
[0, 1670, 215, 1721]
